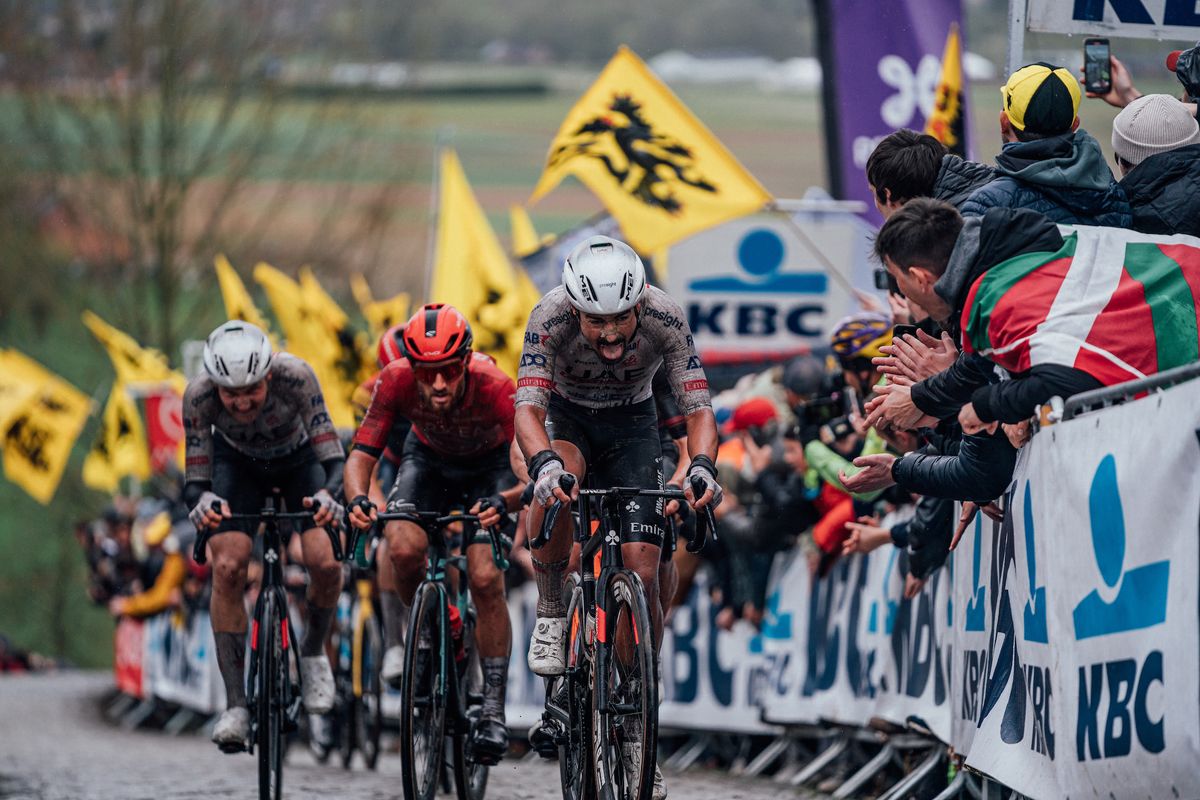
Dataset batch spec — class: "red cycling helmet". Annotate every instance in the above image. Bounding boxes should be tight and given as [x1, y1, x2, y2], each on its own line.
[377, 322, 406, 368]
[401, 303, 473, 363]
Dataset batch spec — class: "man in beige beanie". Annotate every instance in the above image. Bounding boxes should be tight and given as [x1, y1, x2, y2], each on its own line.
[1114, 94, 1200, 237]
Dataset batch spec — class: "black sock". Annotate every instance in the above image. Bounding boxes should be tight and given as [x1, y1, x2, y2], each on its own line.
[380, 591, 410, 650]
[480, 656, 508, 722]
[214, 632, 246, 708]
[302, 603, 336, 657]
[532, 556, 569, 618]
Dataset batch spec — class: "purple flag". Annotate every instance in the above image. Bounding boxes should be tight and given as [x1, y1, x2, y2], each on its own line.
[818, 0, 970, 226]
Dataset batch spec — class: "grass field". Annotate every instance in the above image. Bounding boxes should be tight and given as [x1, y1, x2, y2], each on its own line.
[0, 73, 1181, 666]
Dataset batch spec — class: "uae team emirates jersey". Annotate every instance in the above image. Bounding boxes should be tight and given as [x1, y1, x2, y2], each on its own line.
[352, 352, 515, 461]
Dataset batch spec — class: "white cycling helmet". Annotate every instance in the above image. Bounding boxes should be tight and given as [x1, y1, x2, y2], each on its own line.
[202, 321, 273, 388]
[561, 235, 647, 315]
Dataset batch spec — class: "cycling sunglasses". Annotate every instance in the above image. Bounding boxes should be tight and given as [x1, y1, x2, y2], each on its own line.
[413, 356, 467, 383]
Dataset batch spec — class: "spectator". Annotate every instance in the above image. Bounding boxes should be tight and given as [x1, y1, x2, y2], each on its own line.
[865, 129, 996, 217]
[1111, 94, 1200, 237]
[959, 63, 1132, 228]
[1084, 48, 1199, 114]
[107, 512, 186, 619]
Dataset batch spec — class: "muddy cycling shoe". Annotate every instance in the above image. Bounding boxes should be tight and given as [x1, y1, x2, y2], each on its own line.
[470, 717, 509, 766]
[381, 644, 405, 689]
[300, 655, 336, 714]
[212, 706, 251, 753]
[527, 616, 567, 676]
[620, 738, 667, 800]
[527, 718, 560, 759]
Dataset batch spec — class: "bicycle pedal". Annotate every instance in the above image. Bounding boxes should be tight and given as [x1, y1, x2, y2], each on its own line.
[217, 740, 249, 755]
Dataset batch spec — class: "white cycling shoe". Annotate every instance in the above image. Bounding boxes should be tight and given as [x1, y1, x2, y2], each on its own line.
[527, 616, 567, 676]
[212, 706, 251, 752]
[620, 739, 668, 800]
[381, 644, 405, 686]
[301, 655, 335, 714]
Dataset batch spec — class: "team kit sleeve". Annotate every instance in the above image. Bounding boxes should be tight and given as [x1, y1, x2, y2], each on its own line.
[181, 379, 215, 485]
[294, 359, 345, 462]
[653, 293, 711, 415]
[351, 366, 399, 458]
[514, 297, 559, 409]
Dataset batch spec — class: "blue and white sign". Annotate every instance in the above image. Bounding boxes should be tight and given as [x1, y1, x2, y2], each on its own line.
[665, 206, 871, 360]
[1027, 0, 1200, 41]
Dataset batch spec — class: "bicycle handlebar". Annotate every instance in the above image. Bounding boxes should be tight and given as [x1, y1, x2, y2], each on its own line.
[192, 501, 345, 565]
[374, 508, 511, 571]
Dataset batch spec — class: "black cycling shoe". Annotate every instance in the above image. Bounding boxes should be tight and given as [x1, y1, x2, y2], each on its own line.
[470, 717, 509, 766]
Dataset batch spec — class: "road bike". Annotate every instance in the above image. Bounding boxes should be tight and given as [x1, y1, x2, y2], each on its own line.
[194, 490, 344, 800]
[529, 475, 715, 800]
[374, 505, 510, 800]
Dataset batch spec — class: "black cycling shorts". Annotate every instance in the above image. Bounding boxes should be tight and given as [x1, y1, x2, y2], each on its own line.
[546, 394, 665, 548]
[210, 436, 324, 535]
[386, 437, 516, 550]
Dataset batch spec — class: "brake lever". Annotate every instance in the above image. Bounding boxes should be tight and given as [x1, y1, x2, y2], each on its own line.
[530, 473, 576, 549]
[685, 474, 718, 554]
[476, 496, 512, 571]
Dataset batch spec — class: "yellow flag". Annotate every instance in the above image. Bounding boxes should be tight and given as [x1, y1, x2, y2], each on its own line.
[530, 46, 771, 254]
[3, 368, 92, 504]
[0, 350, 55, 432]
[351, 274, 411, 341]
[82, 311, 186, 394]
[213, 255, 277, 346]
[82, 383, 151, 492]
[925, 23, 966, 157]
[509, 205, 544, 258]
[252, 262, 361, 429]
[431, 148, 539, 377]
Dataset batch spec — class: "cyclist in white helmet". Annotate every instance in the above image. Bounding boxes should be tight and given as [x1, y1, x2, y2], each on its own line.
[182, 321, 346, 752]
[515, 235, 722, 800]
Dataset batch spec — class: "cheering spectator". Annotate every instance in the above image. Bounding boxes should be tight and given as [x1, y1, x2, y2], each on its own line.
[1111, 94, 1200, 237]
[959, 63, 1131, 228]
[865, 129, 996, 218]
[107, 512, 186, 619]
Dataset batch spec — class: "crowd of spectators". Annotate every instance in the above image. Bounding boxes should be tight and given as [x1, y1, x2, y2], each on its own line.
[681, 44, 1200, 626]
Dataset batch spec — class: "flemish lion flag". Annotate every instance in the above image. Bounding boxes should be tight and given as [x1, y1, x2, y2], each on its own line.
[351, 274, 411, 342]
[0, 350, 54, 432]
[82, 311, 186, 395]
[530, 46, 771, 254]
[925, 23, 967, 157]
[82, 383, 151, 493]
[2, 366, 91, 504]
[214, 254, 277, 347]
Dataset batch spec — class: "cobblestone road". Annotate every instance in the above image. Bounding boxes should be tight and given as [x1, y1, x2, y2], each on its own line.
[0, 672, 804, 800]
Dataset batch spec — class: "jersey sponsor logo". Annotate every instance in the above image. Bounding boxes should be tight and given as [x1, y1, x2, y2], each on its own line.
[686, 355, 702, 370]
[683, 379, 709, 392]
[310, 412, 331, 428]
[185, 456, 209, 466]
[628, 522, 664, 538]
[524, 331, 541, 345]
[518, 377, 554, 389]
[310, 394, 325, 407]
[311, 431, 340, 445]
[520, 353, 548, 368]
[542, 310, 574, 332]
[642, 305, 684, 331]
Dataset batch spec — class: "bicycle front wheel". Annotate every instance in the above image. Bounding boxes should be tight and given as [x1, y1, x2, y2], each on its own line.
[355, 602, 384, 770]
[400, 581, 449, 800]
[592, 571, 658, 800]
[256, 590, 286, 800]
[452, 608, 489, 800]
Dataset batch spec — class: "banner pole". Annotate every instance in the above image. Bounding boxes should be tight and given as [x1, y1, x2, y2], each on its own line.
[812, 0, 843, 200]
[1005, 0, 1028, 78]
[765, 201, 859, 296]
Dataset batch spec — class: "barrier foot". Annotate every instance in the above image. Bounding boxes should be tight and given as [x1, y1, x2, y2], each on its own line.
[163, 707, 196, 736]
[929, 768, 985, 800]
[876, 747, 942, 800]
[740, 736, 790, 777]
[104, 693, 138, 721]
[663, 734, 709, 772]
[788, 733, 848, 787]
[119, 699, 159, 730]
[772, 738, 815, 784]
[831, 741, 895, 798]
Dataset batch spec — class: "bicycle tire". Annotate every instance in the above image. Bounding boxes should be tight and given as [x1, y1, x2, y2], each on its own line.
[559, 576, 597, 800]
[591, 570, 658, 800]
[356, 604, 384, 771]
[451, 608, 489, 800]
[400, 581, 449, 800]
[257, 590, 285, 800]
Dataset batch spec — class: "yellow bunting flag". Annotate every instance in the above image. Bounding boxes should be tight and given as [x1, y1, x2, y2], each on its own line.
[81, 311, 185, 394]
[925, 22, 967, 157]
[509, 205, 545, 258]
[2, 366, 92, 504]
[530, 46, 771, 254]
[350, 274, 411, 341]
[0, 350, 54, 432]
[431, 148, 541, 377]
[213, 254, 277, 346]
[82, 383, 151, 492]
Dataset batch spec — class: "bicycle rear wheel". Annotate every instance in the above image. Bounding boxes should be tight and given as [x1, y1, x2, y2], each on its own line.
[356, 603, 384, 770]
[256, 590, 286, 800]
[592, 571, 658, 800]
[401, 581, 449, 800]
[452, 608, 489, 800]
[560, 576, 597, 800]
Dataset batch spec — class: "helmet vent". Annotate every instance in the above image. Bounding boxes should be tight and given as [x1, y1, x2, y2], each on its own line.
[580, 276, 597, 303]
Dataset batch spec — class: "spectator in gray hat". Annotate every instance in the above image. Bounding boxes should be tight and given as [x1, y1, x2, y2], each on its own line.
[1113, 94, 1200, 237]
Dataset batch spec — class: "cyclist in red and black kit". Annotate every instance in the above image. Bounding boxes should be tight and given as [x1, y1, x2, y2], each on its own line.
[344, 303, 520, 764]
[515, 235, 722, 800]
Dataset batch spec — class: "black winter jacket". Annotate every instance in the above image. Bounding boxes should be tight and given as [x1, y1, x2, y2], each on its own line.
[891, 429, 1017, 504]
[904, 495, 955, 580]
[1121, 143, 1200, 238]
[958, 130, 1132, 228]
[932, 154, 998, 209]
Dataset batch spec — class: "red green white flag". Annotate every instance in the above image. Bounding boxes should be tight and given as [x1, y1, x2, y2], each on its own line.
[961, 227, 1200, 386]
